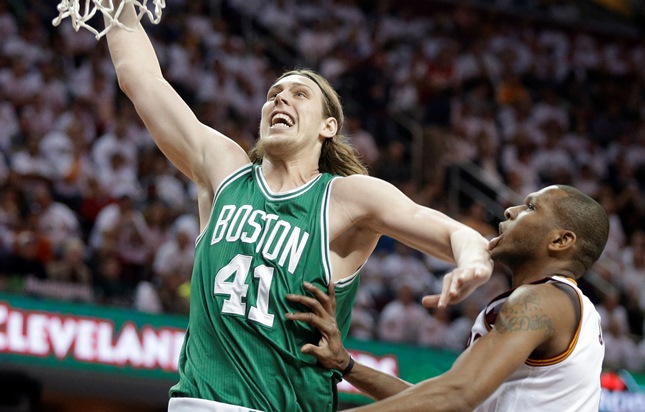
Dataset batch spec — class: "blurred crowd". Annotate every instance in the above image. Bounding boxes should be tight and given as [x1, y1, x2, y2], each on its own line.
[0, 0, 644, 373]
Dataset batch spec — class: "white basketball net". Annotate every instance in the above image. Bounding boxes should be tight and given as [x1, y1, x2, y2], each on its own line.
[52, 0, 166, 40]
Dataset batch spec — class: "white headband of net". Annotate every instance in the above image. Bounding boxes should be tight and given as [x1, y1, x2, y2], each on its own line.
[52, 0, 166, 40]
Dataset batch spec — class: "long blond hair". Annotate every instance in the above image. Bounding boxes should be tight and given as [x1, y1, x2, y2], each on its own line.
[248, 69, 368, 177]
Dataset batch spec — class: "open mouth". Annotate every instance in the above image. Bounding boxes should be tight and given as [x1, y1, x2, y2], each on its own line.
[270, 113, 294, 128]
[488, 236, 500, 251]
[489, 223, 505, 251]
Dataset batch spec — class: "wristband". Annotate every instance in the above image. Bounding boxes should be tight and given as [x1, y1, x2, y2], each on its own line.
[341, 357, 355, 376]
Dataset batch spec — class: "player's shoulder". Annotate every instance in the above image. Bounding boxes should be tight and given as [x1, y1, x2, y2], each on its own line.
[330, 174, 397, 198]
[505, 280, 574, 315]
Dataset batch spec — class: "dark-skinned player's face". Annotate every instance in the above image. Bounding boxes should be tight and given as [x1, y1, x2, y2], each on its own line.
[489, 186, 565, 267]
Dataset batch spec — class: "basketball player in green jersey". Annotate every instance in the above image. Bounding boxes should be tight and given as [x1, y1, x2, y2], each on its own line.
[101, 2, 493, 411]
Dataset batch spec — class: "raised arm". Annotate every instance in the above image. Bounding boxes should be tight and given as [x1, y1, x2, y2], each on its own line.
[332, 175, 493, 307]
[103, 1, 249, 187]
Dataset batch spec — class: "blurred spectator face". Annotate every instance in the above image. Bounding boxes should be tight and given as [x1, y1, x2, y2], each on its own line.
[62, 238, 85, 264]
[101, 256, 122, 281]
[176, 230, 191, 248]
[397, 284, 415, 305]
[14, 231, 38, 258]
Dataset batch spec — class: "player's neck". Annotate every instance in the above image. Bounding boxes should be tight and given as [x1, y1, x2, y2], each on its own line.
[510, 262, 577, 288]
[260, 160, 321, 192]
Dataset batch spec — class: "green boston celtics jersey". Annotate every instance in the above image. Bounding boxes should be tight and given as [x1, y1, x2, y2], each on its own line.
[170, 164, 360, 412]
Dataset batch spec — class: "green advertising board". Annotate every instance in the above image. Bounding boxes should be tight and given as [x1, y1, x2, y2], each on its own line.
[1, 291, 645, 408]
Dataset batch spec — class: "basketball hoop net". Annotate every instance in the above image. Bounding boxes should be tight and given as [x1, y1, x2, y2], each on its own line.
[52, 0, 166, 40]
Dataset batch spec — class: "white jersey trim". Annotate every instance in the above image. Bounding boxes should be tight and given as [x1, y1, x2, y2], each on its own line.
[169, 397, 264, 412]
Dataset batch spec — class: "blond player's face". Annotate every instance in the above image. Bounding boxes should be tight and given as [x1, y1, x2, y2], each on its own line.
[259, 75, 333, 155]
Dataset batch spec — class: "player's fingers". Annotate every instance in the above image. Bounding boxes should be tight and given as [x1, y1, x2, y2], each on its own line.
[286, 293, 327, 317]
[473, 266, 490, 286]
[300, 343, 317, 355]
[285, 311, 338, 335]
[302, 281, 336, 315]
[421, 294, 441, 308]
[286, 311, 321, 327]
[448, 269, 466, 297]
[300, 345, 337, 370]
[437, 272, 453, 308]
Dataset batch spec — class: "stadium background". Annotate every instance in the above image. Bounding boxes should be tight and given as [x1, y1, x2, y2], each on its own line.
[1, 0, 645, 411]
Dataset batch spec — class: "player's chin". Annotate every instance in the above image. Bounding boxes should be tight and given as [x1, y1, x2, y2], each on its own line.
[488, 242, 504, 260]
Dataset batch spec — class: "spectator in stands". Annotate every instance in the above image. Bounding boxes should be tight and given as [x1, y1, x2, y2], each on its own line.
[459, 199, 498, 240]
[638, 337, 645, 373]
[443, 298, 483, 352]
[0, 184, 26, 252]
[144, 153, 191, 213]
[30, 182, 81, 254]
[597, 289, 631, 337]
[373, 140, 413, 189]
[418, 307, 451, 349]
[92, 113, 138, 175]
[38, 60, 68, 113]
[348, 288, 378, 341]
[0, 91, 18, 153]
[88, 186, 151, 288]
[532, 120, 575, 185]
[151, 215, 198, 313]
[44, 236, 93, 303]
[141, 200, 172, 257]
[1, 57, 40, 109]
[379, 242, 437, 298]
[9, 135, 53, 186]
[622, 230, 645, 287]
[78, 176, 112, 235]
[0, 230, 48, 282]
[96, 151, 141, 199]
[495, 70, 530, 108]
[377, 282, 429, 345]
[41, 119, 96, 209]
[345, 115, 379, 169]
[93, 253, 131, 307]
[603, 316, 639, 371]
[46, 236, 92, 286]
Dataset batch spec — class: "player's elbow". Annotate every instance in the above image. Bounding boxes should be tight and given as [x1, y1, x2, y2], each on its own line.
[445, 385, 480, 412]
[114, 61, 159, 97]
[114, 61, 138, 96]
[114, 64, 167, 110]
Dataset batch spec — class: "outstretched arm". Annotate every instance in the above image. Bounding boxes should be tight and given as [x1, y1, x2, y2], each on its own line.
[332, 176, 493, 307]
[103, 1, 249, 187]
[289, 282, 570, 411]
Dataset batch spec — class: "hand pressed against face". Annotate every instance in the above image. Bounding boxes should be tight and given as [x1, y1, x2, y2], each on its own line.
[259, 75, 337, 156]
[489, 186, 566, 266]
